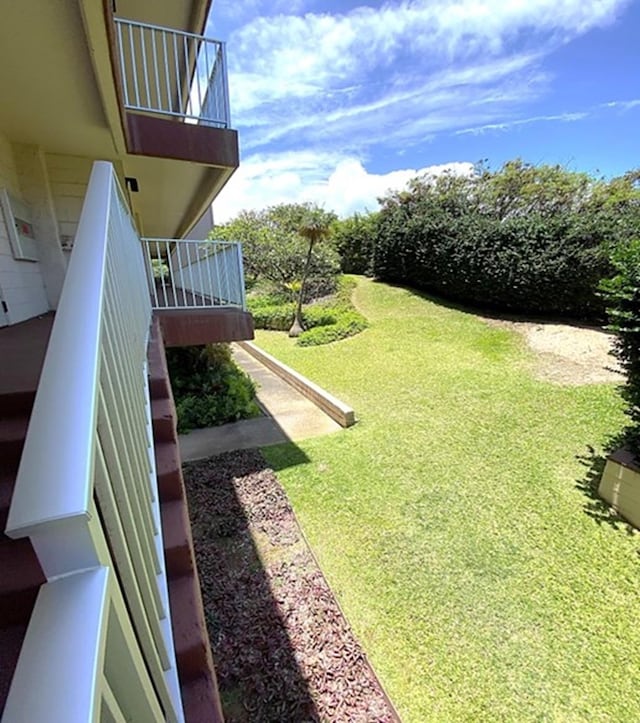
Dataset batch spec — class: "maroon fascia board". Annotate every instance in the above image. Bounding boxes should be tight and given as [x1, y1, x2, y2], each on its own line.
[126, 113, 239, 168]
[155, 309, 254, 347]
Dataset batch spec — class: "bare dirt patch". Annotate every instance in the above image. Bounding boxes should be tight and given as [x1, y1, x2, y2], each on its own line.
[483, 317, 625, 385]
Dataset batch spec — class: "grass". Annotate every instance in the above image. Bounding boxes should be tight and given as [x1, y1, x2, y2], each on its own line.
[254, 277, 640, 722]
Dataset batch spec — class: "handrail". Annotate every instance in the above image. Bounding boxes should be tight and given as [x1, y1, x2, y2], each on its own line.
[142, 237, 246, 310]
[114, 17, 231, 128]
[5, 161, 183, 722]
[3, 568, 166, 723]
[6, 163, 112, 537]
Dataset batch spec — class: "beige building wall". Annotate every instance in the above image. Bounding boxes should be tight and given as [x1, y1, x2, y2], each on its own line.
[0, 133, 49, 324]
[45, 153, 94, 254]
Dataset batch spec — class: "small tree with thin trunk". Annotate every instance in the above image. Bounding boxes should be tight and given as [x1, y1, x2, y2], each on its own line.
[289, 207, 334, 337]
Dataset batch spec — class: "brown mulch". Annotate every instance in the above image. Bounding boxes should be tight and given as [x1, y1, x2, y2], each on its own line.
[184, 449, 398, 723]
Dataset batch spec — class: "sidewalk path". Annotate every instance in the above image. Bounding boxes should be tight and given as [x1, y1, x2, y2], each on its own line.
[179, 344, 342, 461]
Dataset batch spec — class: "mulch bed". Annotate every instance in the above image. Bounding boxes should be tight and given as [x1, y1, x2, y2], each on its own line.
[183, 449, 398, 723]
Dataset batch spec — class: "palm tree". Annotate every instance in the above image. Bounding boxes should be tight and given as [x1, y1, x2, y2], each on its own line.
[288, 207, 333, 337]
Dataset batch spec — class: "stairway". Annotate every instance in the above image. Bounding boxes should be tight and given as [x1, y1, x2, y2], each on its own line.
[0, 314, 223, 720]
[148, 317, 225, 723]
[0, 316, 53, 715]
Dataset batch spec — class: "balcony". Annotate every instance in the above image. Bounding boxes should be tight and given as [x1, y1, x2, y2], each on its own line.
[115, 19, 230, 129]
[0, 161, 251, 720]
[111, 17, 239, 188]
[142, 238, 253, 346]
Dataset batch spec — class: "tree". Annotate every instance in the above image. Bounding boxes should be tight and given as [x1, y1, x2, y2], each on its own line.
[373, 160, 640, 319]
[289, 206, 335, 337]
[332, 211, 378, 275]
[212, 203, 339, 300]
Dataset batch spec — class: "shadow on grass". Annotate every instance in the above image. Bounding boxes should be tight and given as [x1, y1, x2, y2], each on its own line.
[261, 441, 313, 473]
[574, 428, 638, 535]
[183, 449, 319, 723]
[375, 278, 608, 329]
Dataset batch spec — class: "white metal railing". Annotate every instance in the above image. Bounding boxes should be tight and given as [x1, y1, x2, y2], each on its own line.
[2, 568, 166, 723]
[142, 238, 247, 310]
[114, 17, 231, 128]
[4, 162, 183, 723]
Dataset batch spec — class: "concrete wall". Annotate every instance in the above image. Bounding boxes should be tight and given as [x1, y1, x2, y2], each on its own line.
[0, 133, 49, 325]
[599, 449, 640, 530]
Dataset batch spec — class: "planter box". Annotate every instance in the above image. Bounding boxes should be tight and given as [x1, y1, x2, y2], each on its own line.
[599, 448, 640, 529]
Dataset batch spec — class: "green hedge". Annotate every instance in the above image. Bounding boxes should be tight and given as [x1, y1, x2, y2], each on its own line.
[166, 344, 260, 433]
[600, 238, 640, 449]
[247, 276, 368, 346]
[373, 162, 640, 321]
[297, 310, 368, 346]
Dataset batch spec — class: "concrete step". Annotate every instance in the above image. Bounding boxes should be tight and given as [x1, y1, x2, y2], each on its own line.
[0, 624, 29, 710]
[152, 397, 177, 444]
[0, 538, 45, 625]
[0, 463, 18, 538]
[181, 673, 225, 723]
[161, 500, 193, 579]
[168, 575, 212, 684]
[0, 391, 35, 418]
[155, 442, 184, 503]
[0, 417, 29, 467]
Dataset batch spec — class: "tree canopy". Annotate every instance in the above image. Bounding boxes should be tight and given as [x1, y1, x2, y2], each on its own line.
[212, 202, 339, 299]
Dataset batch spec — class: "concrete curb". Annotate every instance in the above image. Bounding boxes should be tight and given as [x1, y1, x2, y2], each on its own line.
[237, 341, 356, 428]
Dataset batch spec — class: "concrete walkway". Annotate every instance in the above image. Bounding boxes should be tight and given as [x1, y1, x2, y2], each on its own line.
[179, 344, 342, 461]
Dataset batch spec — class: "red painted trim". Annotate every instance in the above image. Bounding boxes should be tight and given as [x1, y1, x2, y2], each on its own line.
[156, 309, 254, 347]
[126, 113, 239, 168]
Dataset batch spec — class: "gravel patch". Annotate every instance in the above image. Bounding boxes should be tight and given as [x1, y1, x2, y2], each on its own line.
[483, 317, 624, 385]
[184, 449, 398, 723]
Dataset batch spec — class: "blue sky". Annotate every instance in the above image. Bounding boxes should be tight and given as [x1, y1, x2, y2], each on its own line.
[206, 0, 640, 222]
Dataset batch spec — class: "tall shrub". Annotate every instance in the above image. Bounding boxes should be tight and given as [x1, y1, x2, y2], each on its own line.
[600, 238, 640, 450]
[213, 203, 340, 300]
[332, 212, 378, 274]
[373, 161, 640, 320]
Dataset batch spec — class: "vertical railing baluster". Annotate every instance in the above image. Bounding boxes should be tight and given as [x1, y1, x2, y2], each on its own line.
[162, 30, 171, 115]
[237, 242, 247, 309]
[117, 21, 129, 106]
[151, 28, 161, 110]
[182, 34, 191, 118]
[172, 32, 181, 115]
[140, 24, 150, 108]
[130, 24, 141, 108]
[154, 240, 165, 307]
[205, 244, 215, 307]
[221, 42, 231, 127]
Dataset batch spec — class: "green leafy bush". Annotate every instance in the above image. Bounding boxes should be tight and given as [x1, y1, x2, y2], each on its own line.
[213, 202, 340, 300]
[332, 212, 378, 274]
[297, 310, 368, 346]
[600, 238, 640, 450]
[166, 344, 260, 433]
[374, 161, 640, 320]
[248, 300, 296, 330]
[248, 275, 368, 346]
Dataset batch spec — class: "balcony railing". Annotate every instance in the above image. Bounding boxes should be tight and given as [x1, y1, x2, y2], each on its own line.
[114, 17, 231, 128]
[4, 162, 184, 722]
[142, 238, 246, 310]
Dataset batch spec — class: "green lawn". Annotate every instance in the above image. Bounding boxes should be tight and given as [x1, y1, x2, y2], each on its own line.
[255, 277, 640, 722]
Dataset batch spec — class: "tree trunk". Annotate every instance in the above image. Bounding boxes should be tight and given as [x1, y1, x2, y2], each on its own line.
[288, 239, 315, 337]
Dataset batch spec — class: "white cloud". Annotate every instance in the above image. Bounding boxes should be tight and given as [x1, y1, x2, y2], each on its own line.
[456, 111, 589, 135]
[208, 0, 633, 229]
[212, 152, 474, 224]
[224, 0, 629, 155]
